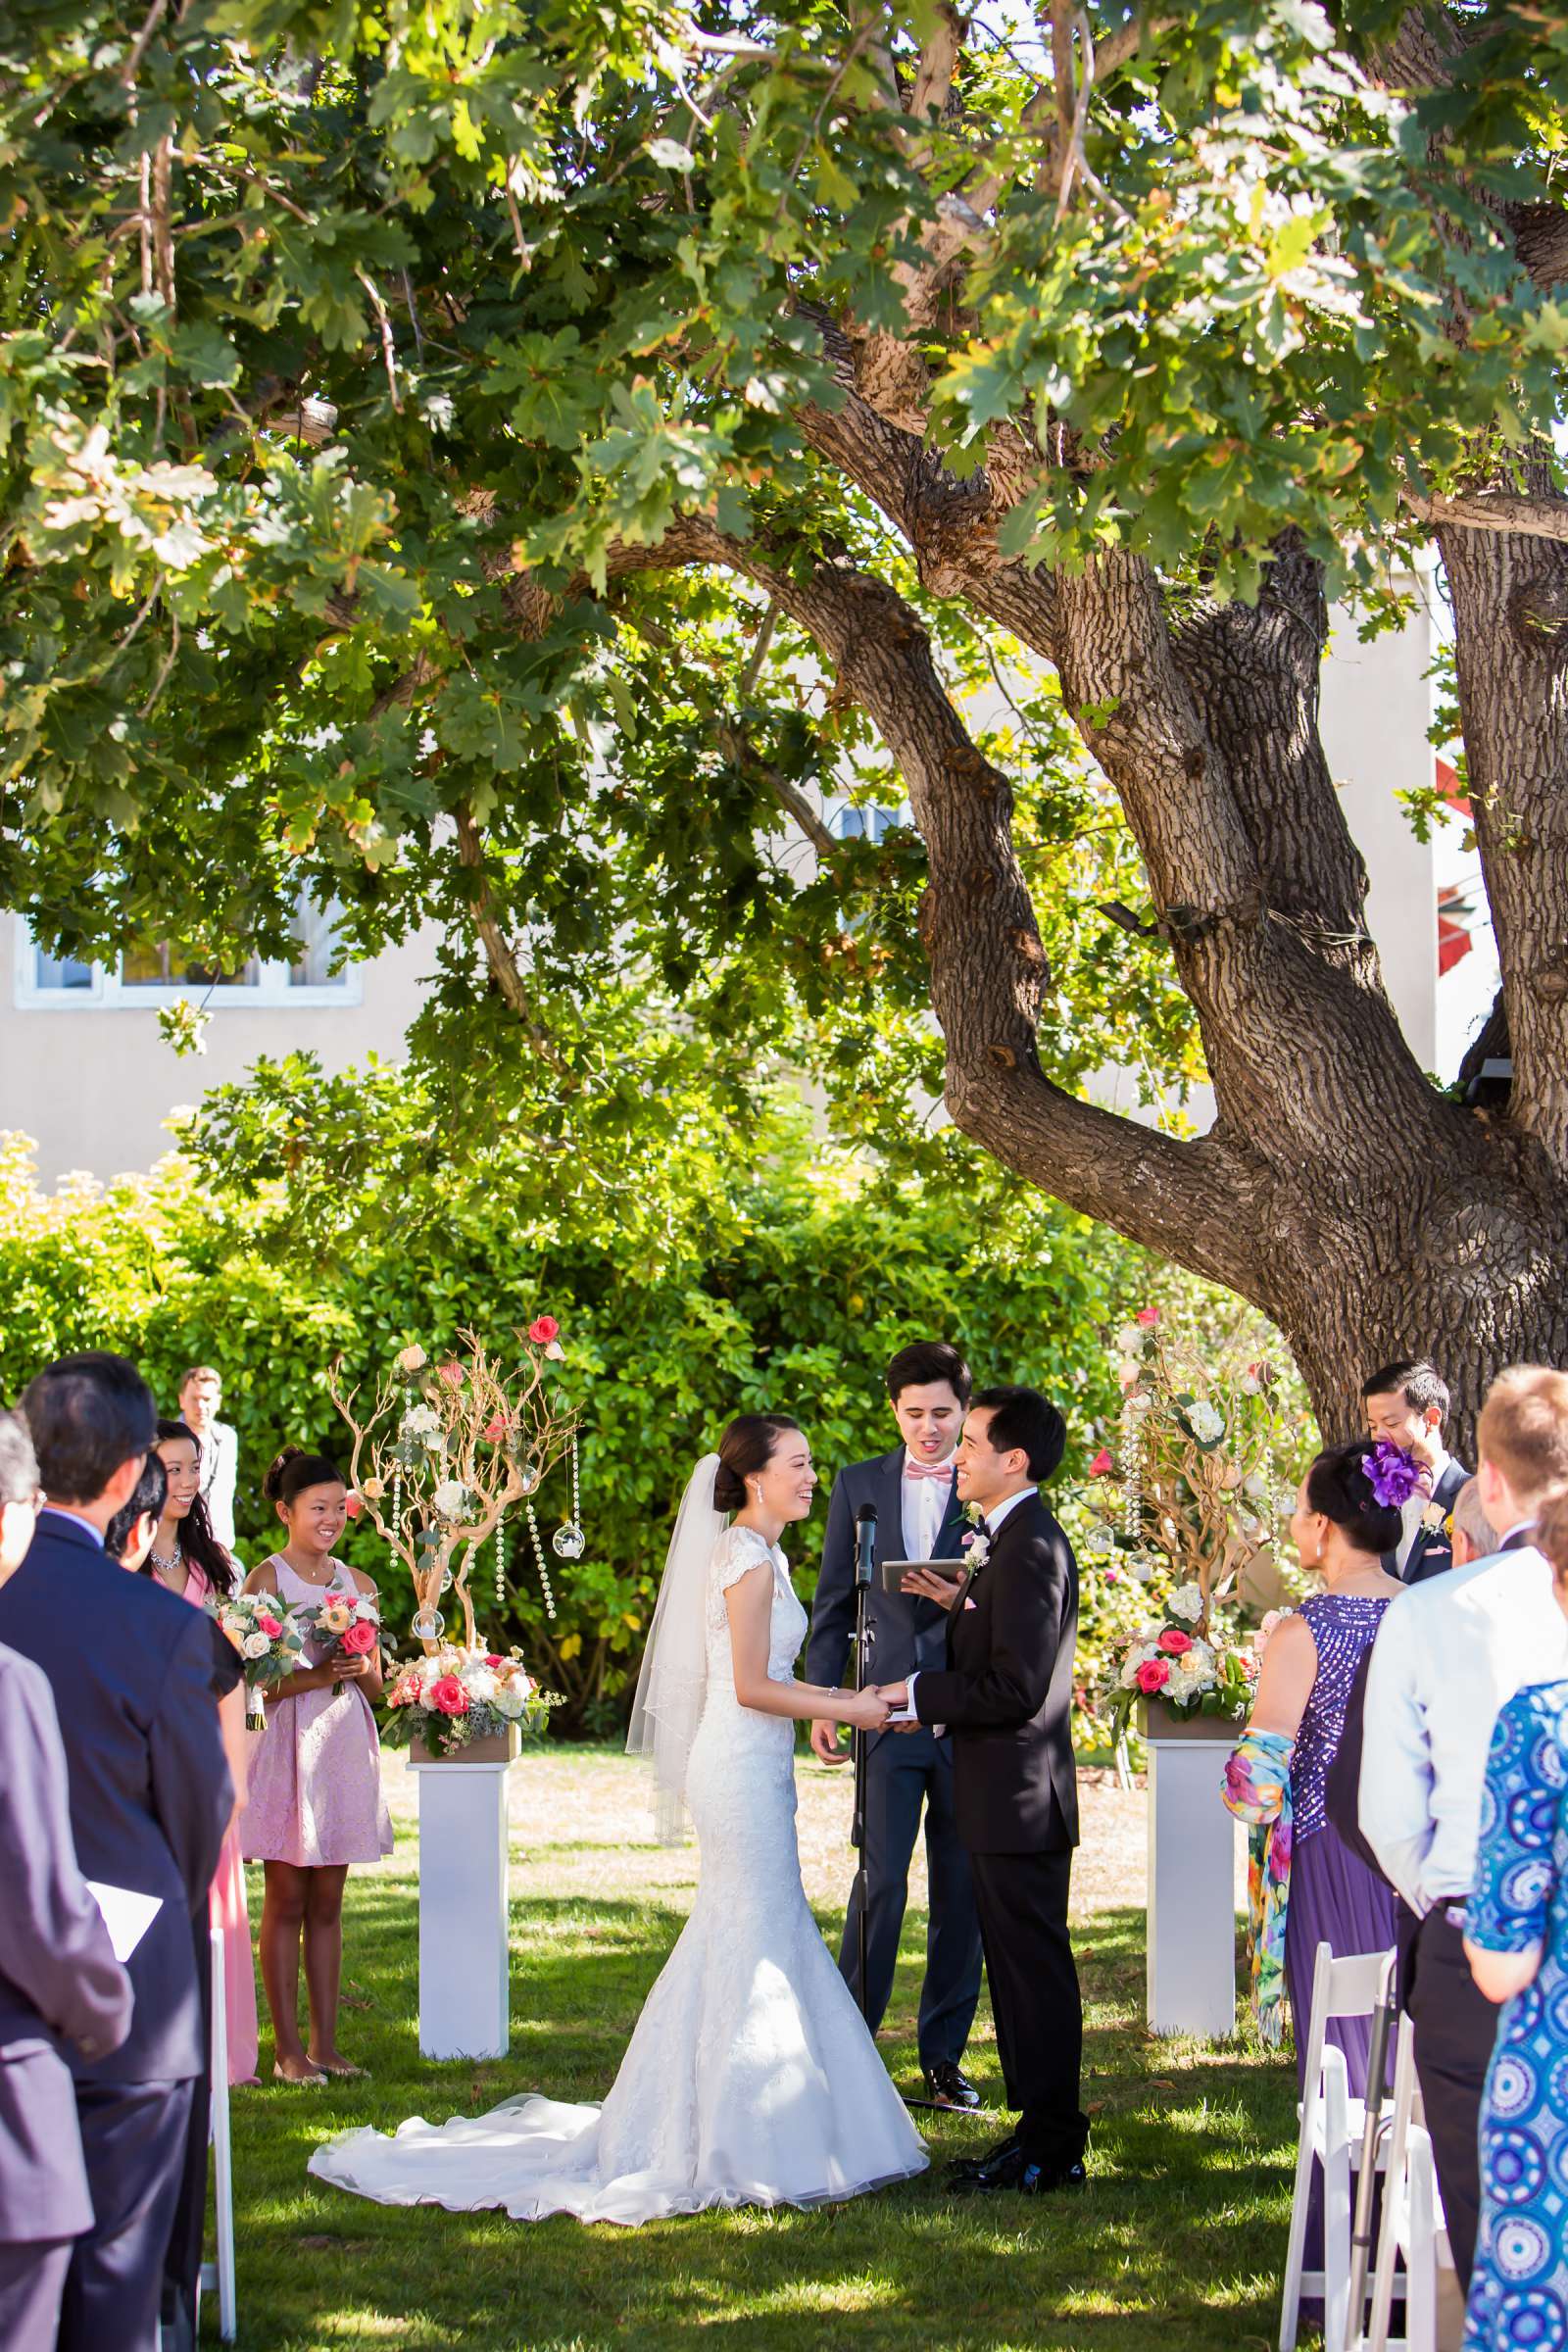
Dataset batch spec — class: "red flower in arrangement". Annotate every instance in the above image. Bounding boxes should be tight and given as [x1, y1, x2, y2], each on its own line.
[528, 1314, 560, 1346]
[1135, 1658, 1170, 1694]
[1136, 1305, 1160, 1326]
[429, 1675, 470, 1715]
[437, 1361, 464, 1389]
[1088, 1447, 1115, 1477]
[257, 1614, 281, 1639]
[482, 1416, 509, 1444]
[485, 1653, 503, 1668]
[1157, 1629, 1194, 1656]
[1103, 1568, 1120, 1585]
[343, 1490, 365, 1520]
[339, 1619, 378, 1657]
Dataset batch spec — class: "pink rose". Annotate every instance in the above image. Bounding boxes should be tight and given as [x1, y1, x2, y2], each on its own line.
[485, 1653, 503, 1667]
[528, 1315, 560, 1346]
[1157, 1629, 1194, 1655]
[339, 1618, 378, 1657]
[429, 1675, 470, 1715]
[1088, 1447, 1114, 1477]
[256, 1614, 281, 1639]
[343, 1490, 364, 1521]
[1136, 1305, 1160, 1326]
[1135, 1658, 1170, 1694]
[438, 1361, 464, 1389]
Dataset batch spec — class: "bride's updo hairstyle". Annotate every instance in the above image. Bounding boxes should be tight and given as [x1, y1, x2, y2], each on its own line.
[265, 1444, 345, 1506]
[1304, 1439, 1403, 1559]
[714, 1415, 802, 1514]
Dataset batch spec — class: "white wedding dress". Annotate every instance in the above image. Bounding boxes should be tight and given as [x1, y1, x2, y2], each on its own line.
[309, 1524, 928, 2223]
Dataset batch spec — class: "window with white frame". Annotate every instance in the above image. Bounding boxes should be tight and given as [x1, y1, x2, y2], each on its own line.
[14, 893, 362, 1010]
[830, 799, 906, 843]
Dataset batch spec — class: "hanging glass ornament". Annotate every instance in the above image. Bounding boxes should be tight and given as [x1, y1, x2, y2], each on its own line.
[552, 1434, 585, 1560]
[412, 1605, 445, 1642]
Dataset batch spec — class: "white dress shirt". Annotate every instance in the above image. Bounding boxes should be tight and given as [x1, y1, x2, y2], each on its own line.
[901, 1486, 1038, 1725]
[900, 1449, 956, 1562]
[1360, 1541, 1568, 1915]
[1396, 1445, 1451, 1573]
[198, 1419, 239, 1552]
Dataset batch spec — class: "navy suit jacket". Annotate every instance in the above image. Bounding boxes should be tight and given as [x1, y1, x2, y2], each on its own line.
[1384, 1457, 1471, 1586]
[912, 1494, 1080, 1853]
[0, 1641, 134, 2244]
[0, 1513, 237, 2084]
[806, 1446, 968, 1703]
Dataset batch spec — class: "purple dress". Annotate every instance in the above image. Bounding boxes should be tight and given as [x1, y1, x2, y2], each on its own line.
[238, 1557, 393, 1869]
[1285, 1594, 1399, 2083]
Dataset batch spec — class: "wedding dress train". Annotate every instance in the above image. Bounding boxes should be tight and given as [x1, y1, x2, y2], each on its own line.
[309, 1523, 927, 2223]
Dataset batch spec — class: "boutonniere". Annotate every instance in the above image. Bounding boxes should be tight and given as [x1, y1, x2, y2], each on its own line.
[1420, 1502, 1447, 1537]
[960, 1527, 991, 1575]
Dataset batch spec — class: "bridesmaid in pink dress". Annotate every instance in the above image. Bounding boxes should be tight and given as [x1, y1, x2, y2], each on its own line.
[239, 1446, 391, 2084]
[146, 1421, 261, 2087]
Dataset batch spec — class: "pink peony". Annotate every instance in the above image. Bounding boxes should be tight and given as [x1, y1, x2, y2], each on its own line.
[429, 1675, 470, 1716]
[1157, 1629, 1194, 1655]
[339, 1618, 378, 1656]
[1088, 1447, 1114, 1477]
[1135, 1658, 1170, 1694]
[256, 1614, 281, 1639]
[528, 1315, 560, 1346]
[1136, 1305, 1160, 1326]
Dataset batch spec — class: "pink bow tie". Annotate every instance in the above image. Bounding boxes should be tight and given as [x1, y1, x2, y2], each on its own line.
[905, 1460, 954, 1482]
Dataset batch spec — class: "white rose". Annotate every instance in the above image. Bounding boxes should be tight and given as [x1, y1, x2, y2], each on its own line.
[401, 1403, 442, 1439]
[1168, 1582, 1203, 1624]
[431, 1479, 468, 1519]
[1115, 1322, 1146, 1355]
[242, 1630, 270, 1659]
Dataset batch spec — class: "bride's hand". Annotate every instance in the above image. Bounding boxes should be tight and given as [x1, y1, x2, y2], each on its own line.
[839, 1688, 891, 1732]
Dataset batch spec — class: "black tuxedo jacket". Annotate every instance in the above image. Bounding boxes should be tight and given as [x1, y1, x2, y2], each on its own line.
[1384, 1457, 1470, 1586]
[0, 1512, 237, 2083]
[806, 1445, 968, 1696]
[912, 1493, 1079, 1854]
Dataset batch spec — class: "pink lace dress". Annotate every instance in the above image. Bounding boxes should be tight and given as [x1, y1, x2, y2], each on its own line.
[238, 1556, 393, 1869]
[182, 1560, 261, 2086]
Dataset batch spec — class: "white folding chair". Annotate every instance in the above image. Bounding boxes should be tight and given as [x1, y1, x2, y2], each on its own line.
[198, 1924, 238, 2344]
[1365, 2012, 1452, 2352]
[1281, 1941, 1399, 2352]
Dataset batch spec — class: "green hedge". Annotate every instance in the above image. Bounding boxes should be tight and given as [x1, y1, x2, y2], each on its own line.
[0, 1102, 1300, 1737]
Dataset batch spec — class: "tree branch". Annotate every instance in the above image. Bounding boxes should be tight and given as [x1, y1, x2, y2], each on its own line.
[1400, 482, 1568, 545]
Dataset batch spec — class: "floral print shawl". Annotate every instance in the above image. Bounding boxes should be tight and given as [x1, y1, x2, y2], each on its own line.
[1222, 1729, 1294, 2044]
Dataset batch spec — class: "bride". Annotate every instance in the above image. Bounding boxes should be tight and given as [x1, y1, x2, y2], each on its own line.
[310, 1413, 929, 2222]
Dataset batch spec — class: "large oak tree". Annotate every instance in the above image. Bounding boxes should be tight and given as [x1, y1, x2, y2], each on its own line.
[3, 0, 1567, 1441]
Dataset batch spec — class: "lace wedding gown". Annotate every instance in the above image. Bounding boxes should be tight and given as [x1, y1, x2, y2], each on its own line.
[310, 1524, 928, 2223]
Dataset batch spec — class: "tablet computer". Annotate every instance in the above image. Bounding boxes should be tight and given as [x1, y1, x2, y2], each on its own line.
[878, 1557, 964, 1598]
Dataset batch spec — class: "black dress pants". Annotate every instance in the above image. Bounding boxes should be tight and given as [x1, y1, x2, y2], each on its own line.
[1407, 1905, 1499, 2291]
[969, 1846, 1088, 2169]
[59, 2078, 195, 2352]
[838, 1724, 984, 2069]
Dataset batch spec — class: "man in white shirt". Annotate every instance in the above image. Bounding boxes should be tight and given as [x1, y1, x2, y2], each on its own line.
[1360, 1363, 1568, 2288]
[176, 1367, 237, 1553]
[1361, 1358, 1470, 1584]
[805, 1341, 984, 2109]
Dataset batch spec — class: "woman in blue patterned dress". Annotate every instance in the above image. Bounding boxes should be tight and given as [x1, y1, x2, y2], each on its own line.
[1463, 1488, 1568, 2351]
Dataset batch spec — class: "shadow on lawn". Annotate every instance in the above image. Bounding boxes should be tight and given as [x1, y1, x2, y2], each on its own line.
[230, 1884, 1298, 2351]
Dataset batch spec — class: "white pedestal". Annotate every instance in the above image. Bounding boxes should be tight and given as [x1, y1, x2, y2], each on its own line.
[1146, 1732, 1239, 2037]
[410, 1756, 513, 2059]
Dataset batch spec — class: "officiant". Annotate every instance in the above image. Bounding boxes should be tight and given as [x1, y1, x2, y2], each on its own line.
[806, 1341, 984, 2110]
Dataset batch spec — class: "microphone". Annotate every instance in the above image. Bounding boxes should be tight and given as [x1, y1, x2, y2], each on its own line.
[855, 1501, 877, 1590]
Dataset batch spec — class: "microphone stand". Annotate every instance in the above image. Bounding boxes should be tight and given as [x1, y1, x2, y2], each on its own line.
[850, 1504, 876, 2031]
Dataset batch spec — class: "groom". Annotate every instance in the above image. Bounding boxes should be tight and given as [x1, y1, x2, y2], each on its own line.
[807, 1341, 984, 2110]
[878, 1385, 1087, 2195]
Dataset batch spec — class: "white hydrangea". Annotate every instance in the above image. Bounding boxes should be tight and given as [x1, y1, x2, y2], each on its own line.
[464, 1667, 500, 1704]
[495, 1680, 526, 1718]
[1187, 1400, 1225, 1445]
[430, 1479, 468, 1520]
[401, 1403, 443, 1441]
[1168, 1582, 1203, 1625]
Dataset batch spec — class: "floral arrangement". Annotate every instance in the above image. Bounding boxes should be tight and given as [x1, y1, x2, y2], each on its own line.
[292, 1590, 381, 1698]
[210, 1592, 307, 1723]
[1086, 1307, 1288, 1737]
[329, 1323, 578, 1653]
[381, 1644, 556, 1759]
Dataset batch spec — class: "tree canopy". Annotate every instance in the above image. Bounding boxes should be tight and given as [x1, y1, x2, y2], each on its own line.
[3, 0, 1567, 1431]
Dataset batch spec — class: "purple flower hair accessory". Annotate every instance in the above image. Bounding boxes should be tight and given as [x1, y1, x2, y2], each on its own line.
[1363, 1440, 1423, 1511]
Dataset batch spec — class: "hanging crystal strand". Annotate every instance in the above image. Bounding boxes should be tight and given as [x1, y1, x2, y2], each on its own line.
[553, 1432, 585, 1560]
[525, 1498, 556, 1619]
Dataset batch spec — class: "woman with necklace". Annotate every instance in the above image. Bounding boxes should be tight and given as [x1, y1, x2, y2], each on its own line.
[148, 1418, 259, 2089]
[238, 1446, 391, 2085]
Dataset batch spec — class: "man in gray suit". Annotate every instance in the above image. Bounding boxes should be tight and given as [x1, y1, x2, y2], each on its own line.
[806, 1341, 984, 2107]
[0, 1411, 134, 2350]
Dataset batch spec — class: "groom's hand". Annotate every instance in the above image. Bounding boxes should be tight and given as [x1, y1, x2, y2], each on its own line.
[809, 1720, 851, 1766]
[873, 1683, 908, 1712]
[900, 1566, 962, 1605]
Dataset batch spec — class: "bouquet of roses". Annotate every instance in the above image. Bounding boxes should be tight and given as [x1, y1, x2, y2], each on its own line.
[381, 1644, 554, 1759]
[211, 1592, 308, 1723]
[292, 1590, 382, 1699]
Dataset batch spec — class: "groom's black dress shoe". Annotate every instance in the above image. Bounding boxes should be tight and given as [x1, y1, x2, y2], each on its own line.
[945, 2132, 1019, 2182]
[924, 2061, 982, 2110]
[949, 2144, 1087, 2197]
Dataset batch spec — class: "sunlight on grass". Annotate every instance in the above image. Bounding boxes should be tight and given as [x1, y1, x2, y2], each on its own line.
[229, 1748, 1293, 2351]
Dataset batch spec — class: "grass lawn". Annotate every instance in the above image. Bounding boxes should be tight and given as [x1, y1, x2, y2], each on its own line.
[228, 1746, 1295, 2351]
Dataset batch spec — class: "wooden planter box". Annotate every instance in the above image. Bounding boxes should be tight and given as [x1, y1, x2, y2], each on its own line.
[1138, 1697, 1240, 1743]
[409, 1727, 520, 1766]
